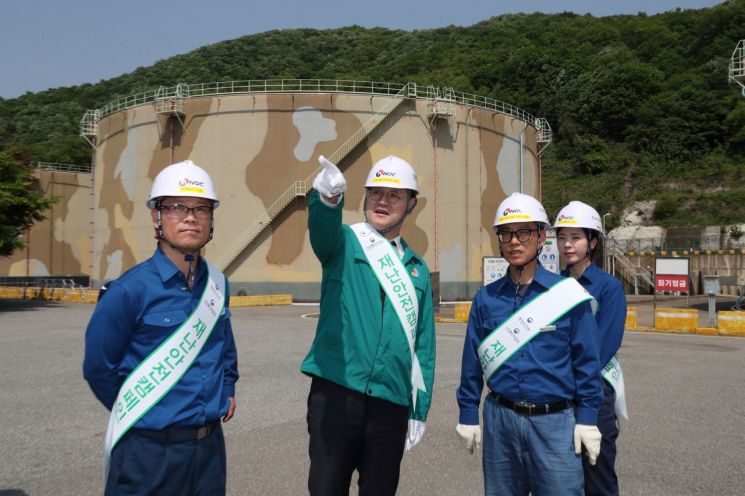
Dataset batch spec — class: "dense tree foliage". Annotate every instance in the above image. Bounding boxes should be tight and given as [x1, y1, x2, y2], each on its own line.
[0, 152, 55, 256]
[2, 1, 745, 228]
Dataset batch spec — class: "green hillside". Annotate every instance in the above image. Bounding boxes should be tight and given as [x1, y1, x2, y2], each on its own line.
[2, 1, 745, 228]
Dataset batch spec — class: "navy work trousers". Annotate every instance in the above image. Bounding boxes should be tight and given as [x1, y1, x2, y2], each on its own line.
[583, 380, 620, 496]
[105, 422, 226, 496]
[307, 376, 409, 496]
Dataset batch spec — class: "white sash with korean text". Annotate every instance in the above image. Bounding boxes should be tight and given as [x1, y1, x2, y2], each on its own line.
[350, 222, 426, 410]
[587, 297, 629, 420]
[602, 354, 628, 420]
[103, 261, 226, 479]
[478, 277, 593, 380]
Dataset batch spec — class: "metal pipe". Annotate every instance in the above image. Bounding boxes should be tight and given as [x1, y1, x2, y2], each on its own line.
[602, 213, 610, 270]
[169, 116, 174, 164]
[519, 121, 528, 193]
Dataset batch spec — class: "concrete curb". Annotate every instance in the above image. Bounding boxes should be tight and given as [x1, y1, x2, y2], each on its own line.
[625, 325, 743, 337]
[231, 294, 293, 307]
[0, 286, 98, 303]
[0, 287, 293, 307]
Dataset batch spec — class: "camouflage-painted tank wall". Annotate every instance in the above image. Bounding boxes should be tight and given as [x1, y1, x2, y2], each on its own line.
[3, 92, 541, 301]
[0, 170, 92, 280]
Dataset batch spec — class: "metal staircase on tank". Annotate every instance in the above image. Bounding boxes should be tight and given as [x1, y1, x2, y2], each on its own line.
[214, 82, 417, 272]
[729, 40, 745, 95]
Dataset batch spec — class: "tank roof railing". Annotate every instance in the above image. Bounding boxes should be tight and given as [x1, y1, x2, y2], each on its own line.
[36, 162, 92, 174]
[729, 40, 745, 87]
[81, 79, 544, 130]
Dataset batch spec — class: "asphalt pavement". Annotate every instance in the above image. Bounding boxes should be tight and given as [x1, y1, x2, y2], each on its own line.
[1, 299, 744, 495]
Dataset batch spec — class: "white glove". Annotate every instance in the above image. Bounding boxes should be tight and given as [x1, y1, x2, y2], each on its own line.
[574, 424, 602, 465]
[405, 420, 426, 451]
[455, 423, 482, 454]
[313, 155, 346, 198]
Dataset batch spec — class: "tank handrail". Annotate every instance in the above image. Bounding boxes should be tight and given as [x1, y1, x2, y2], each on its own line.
[83, 79, 542, 127]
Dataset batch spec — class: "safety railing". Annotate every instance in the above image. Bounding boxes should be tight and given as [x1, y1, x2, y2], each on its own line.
[36, 162, 92, 174]
[155, 83, 189, 115]
[610, 250, 655, 294]
[80, 79, 542, 128]
[729, 40, 745, 87]
[79, 109, 100, 136]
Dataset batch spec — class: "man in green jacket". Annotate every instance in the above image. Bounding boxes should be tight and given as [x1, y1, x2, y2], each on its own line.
[301, 154, 436, 496]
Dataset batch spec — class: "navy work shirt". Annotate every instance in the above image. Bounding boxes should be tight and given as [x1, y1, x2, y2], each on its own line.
[457, 264, 602, 426]
[83, 248, 238, 429]
[572, 262, 626, 367]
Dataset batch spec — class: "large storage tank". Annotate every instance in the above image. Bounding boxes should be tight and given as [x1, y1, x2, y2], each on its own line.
[11, 80, 551, 301]
[0, 164, 92, 285]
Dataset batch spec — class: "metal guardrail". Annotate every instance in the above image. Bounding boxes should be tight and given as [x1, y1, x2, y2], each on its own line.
[80, 79, 544, 130]
[729, 40, 745, 87]
[36, 162, 92, 174]
[611, 250, 654, 294]
[607, 238, 745, 253]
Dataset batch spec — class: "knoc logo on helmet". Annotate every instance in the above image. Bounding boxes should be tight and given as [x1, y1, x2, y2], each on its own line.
[498, 207, 531, 223]
[179, 177, 205, 187]
[375, 170, 397, 178]
[178, 177, 206, 195]
[555, 214, 578, 225]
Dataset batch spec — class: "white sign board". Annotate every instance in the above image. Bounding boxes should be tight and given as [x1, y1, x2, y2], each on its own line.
[483, 257, 509, 286]
[655, 257, 689, 276]
[539, 236, 560, 274]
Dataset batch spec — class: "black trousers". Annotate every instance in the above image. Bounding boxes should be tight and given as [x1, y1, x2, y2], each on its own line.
[105, 422, 226, 496]
[583, 380, 620, 496]
[307, 376, 409, 496]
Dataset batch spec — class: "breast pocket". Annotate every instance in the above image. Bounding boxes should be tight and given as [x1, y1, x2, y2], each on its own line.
[140, 310, 188, 345]
[404, 265, 427, 300]
[535, 315, 572, 352]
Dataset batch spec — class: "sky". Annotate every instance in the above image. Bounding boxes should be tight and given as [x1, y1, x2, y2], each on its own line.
[0, 0, 725, 99]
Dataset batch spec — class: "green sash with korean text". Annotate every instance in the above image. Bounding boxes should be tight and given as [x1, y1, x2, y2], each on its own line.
[350, 222, 426, 410]
[478, 277, 593, 380]
[103, 261, 226, 479]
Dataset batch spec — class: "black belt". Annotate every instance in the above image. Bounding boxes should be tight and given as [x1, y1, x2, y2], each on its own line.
[130, 421, 220, 441]
[490, 393, 572, 416]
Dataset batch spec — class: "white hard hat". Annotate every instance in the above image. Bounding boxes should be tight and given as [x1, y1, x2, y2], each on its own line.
[364, 155, 418, 192]
[554, 201, 603, 234]
[147, 160, 219, 208]
[493, 192, 549, 228]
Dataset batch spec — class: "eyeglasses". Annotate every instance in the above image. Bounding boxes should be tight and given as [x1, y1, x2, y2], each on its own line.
[368, 188, 406, 205]
[160, 203, 213, 220]
[496, 228, 537, 244]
